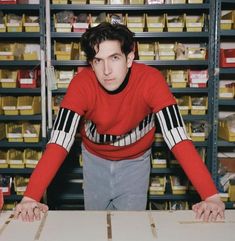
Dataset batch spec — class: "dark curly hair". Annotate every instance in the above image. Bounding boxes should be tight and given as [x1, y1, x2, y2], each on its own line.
[80, 22, 135, 62]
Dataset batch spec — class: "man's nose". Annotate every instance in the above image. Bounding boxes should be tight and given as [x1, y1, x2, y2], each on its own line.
[104, 61, 111, 75]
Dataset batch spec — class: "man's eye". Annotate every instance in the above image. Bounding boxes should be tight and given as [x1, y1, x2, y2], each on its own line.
[94, 59, 101, 64]
[113, 55, 119, 60]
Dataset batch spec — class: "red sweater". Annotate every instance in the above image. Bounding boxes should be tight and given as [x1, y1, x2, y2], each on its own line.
[24, 62, 217, 201]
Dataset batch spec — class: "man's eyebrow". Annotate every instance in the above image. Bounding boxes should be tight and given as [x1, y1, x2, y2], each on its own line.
[94, 53, 122, 60]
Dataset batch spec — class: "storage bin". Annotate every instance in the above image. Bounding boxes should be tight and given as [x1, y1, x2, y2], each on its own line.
[137, 42, 156, 61]
[18, 69, 38, 88]
[126, 14, 145, 32]
[152, 152, 167, 168]
[0, 69, 18, 88]
[0, 43, 15, 60]
[23, 44, 40, 60]
[24, 149, 41, 168]
[190, 96, 208, 115]
[170, 176, 188, 195]
[157, 43, 175, 60]
[56, 70, 74, 88]
[6, 123, 23, 142]
[188, 69, 208, 88]
[219, 116, 235, 142]
[73, 13, 89, 32]
[52, 0, 68, 3]
[14, 176, 29, 195]
[219, 81, 235, 99]
[185, 14, 204, 32]
[176, 96, 190, 115]
[23, 123, 40, 142]
[6, 14, 23, 32]
[149, 176, 166, 195]
[187, 46, 206, 60]
[0, 123, 5, 141]
[220, 11, 234, 30]
[54, 41, 79, 60]
[52, 95, 64, 115]
[0, 151, 8, 168]
[71, 0, 87, 4]
[220, 49, 235, 68]
[8, 149, 24, 169]
[189, 121, 206, 141]
[0, 0, 17, 3]
[0, 97, 3, 114]
[168, 70, 188, 88]
[23, 15, 40, 32]
[54, 14, 72, 32]
[0, 15, 6, 32]
[166, 14, 184, 32]
[17, 96, 41, 115]
[146, 14, 165, 32]
[2, 96, 18, 115]
[89, 13, 108, 28]
[188, 0, 203, 3]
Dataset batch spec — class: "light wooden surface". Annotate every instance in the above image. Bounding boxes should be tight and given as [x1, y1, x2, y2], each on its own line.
[0, 210, 234, 241]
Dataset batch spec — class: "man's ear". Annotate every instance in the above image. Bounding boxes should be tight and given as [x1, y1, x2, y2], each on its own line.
[127, 51, 135, 68]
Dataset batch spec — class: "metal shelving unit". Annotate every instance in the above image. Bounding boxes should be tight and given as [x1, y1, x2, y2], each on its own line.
[0, 0, 47, 206]
[45, 0, 214, 210]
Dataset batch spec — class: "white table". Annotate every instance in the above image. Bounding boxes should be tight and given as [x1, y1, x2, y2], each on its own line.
[0, 210, 234, 241]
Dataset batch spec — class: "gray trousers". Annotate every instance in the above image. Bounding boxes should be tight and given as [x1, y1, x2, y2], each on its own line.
[82, 144, 151, 211]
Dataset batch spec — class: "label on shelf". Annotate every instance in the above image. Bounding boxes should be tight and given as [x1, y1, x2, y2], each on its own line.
[168, 23, 183, 27]
[0, 78, 14, 83]
[24, 23, 39, 27]
[24, 133, 37, 138]
[192, 106, 206, 110]
[226, 58, 235, 63]
[149, 23, 164, 27]
[3, 106, 16, 110]
[191, 133, 205, 137]
[152, 159, 166, 164]
[17, 106, 32, 110]
[7, 133, 22, 138]
[15, 186, 26, 192]
[73, 23, 89, 28]
[0, 52, 13, 56]
[179, 106, 189, 110]
[187, 23, 202, 27]
[25, 159, 38, 164]
[127, 23, 143, 27]
[20, 78, 33, 84]
[0, 159, 7, 164]
[9, 160, 23, 164]
[139, 51, 154, 56]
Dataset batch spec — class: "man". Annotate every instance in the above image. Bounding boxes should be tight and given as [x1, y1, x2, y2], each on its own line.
[14, 22, 225, 222]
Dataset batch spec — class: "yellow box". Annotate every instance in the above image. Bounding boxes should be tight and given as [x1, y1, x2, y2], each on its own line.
[151, 155, 167, 168]
[109, 0, 125, 4]
[219, 81, 234, 99]
[14, 176, 29, 195]
[220, 11, 234, 30]
[8, 149, 24, 168]
[0, 97, 3, 114]
[56, 70, 74, 89]
[0, 150, 8, 168]
[146, 14, 165, 32]
[126, 14, 145, 32]
[0, 43, 14, 60]
[71, 0, 87, 3]
[23, 52, 38, 60]
[0, 17, 6, 32]
[129, 0, 144, 3]
[52, 0, 68, 3]
[190, 96, 208, 115]
[23, 14, 40, 32]
[149, 176, 166, 195]
[166, 14, 184, 32]
[23, 123, 40, 142]
[168, 0, 186, 3]
[0, 123, 5, 141]
[54, 14, 72, 32]
[157, 43, 175, 60]
[24, 149, 41, 168]
[219, 119, 235, 142]
[189, 122, 206, 141]
[54, 41, 79, 60]
[229, 181, 235, 201]
[6, 14, 23, 32]
[17, 96, 41, 115]
[186, 14, 204, 32]
[52, 95, 64, 115]
[89, 0, 106, 4]
[170, 176, 187, 195]
[187, 46, 206, 60]
[188, 0, 203, 3]
[168, 70, 188, 88]
[0, 69, 18, 88]
[176, 96, 190, 115]
[137, 42, 156, 61]
[6, 123, 23, 142]
[2, 96, 18, 115]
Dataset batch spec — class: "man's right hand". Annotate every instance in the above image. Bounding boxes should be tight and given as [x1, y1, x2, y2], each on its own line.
[14, 196, 48, 222]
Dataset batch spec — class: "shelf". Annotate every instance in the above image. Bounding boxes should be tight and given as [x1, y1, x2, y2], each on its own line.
[4, 194, 22, 202]
[220, 68, 235, 74]
[0, 32, 41, 39]
[51, 32, 209, 39]
[0, 168, 34, 174]
[0, 88, 41, 94]
[52, 60, 208, 67]
[0, 140, 44, 148]
[151, 168, 183, 175]
[225, 201, 235, 209]
[219, 99, 235, 105]
[220, 30, 235, 37]
[0, 61, 40, 67]
[148, 193, 198, 201]
[171, 87, 208, 93]
[0, 115, 42, 121]
[0, 4, 40, 10]
[217, 140, 235, 147]
[50, 4, 210, 11]
[153, 141, 208, 147]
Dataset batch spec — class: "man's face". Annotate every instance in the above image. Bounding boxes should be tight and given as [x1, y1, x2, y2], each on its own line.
[90, 40, 134, 91]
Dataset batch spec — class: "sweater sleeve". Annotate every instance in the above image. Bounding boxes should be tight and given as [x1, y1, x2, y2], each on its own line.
[172, 140, 217, 200]
[155, 104, 218, 200]
[24, 143, 68, 201]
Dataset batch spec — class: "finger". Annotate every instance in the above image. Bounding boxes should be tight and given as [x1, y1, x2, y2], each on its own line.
[33, 207, 41, 221]
[39, 203, 49, 213]
[194, 204, 205, 220]
[27, 207, 36, 222]
[20, 209, 28, 222]
[13, 206, 22, 219]
[202, 207, 211, 222]
[218, 208, 225, 220]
